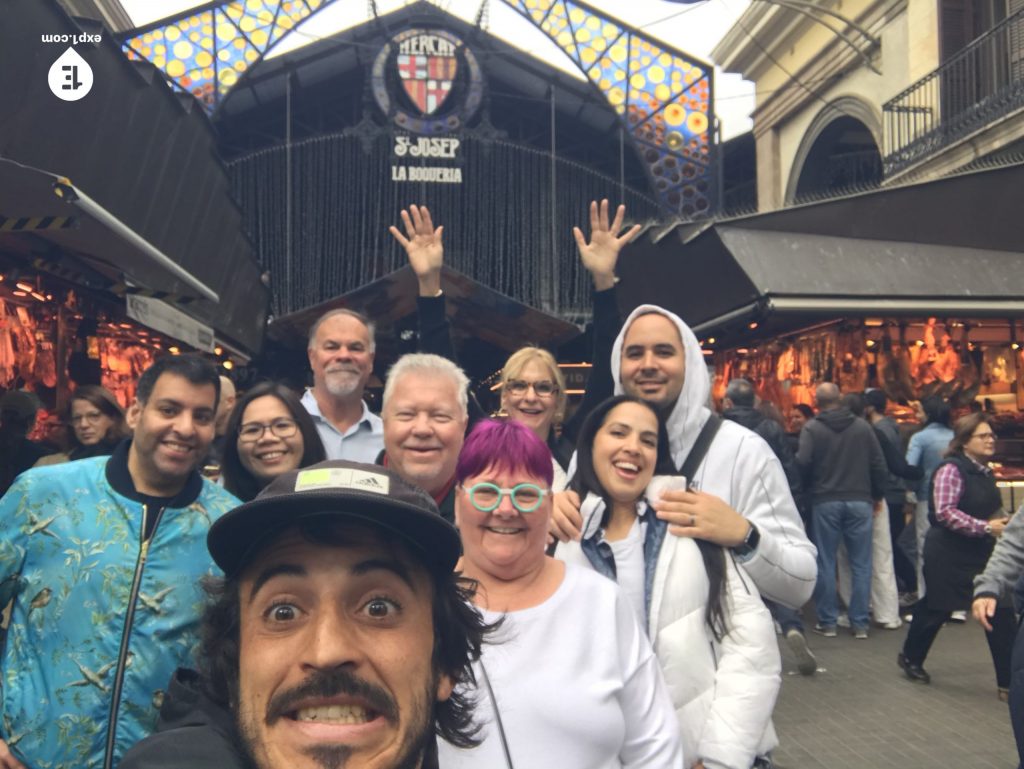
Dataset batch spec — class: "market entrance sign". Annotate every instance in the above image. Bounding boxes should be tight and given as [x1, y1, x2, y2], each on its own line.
[371, 28, 483, 186]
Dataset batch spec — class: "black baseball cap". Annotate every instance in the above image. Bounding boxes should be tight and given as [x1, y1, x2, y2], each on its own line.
[208, 460, 461, 578]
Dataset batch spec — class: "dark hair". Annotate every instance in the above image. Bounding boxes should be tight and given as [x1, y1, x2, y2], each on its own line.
[136, 354, 221, 408]
[571, 395, 729, 640]
[198, 521, 491, 748]
[792, 403, 814, 420]
[947, 412, 990, 457]
[724, 378, 756, 408]
[221, 382, 327, 502]
[841, 392, 865, 418]
[66, 385, 130, 459]
[757, 400, 786, 429]
[863, 389, 887, 413]
[922, 396, 952, 427]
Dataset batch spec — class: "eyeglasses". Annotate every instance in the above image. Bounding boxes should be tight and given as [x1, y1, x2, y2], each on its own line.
[461, 482, 549, 513]
[70, 411, 103, 425]
[238, 418, 298, 442]
[505, 379, 558, 397]
[971, 431, 996, 441]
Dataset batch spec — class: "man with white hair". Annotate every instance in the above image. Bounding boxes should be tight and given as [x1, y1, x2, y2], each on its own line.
[378, 353, 469, 523]
[301, 308, 384, 462]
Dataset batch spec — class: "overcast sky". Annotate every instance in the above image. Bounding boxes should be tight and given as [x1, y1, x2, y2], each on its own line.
[121, 0, 755, 138]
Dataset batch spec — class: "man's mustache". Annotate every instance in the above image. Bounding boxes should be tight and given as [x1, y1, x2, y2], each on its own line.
[265, 668, 398, 725]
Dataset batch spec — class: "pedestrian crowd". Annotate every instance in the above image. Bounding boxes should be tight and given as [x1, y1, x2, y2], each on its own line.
[0, 201, 1019, 769]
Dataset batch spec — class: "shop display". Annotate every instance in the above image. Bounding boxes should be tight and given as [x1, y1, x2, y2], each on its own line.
[0, 287, 169, 429]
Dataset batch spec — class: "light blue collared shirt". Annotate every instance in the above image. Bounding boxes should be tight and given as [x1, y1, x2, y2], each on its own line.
[300, 389, 384, 463]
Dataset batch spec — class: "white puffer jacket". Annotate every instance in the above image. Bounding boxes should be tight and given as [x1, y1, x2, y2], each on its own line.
[610, 305, 818, 609]
[558, 494, 781, 769]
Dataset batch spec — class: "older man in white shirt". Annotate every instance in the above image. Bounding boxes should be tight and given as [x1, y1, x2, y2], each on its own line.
[301, 307, 384, 462]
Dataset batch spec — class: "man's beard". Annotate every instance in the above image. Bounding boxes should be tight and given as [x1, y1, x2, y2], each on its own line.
[324, 368, 363, 398]
[235, 667, 438, 769]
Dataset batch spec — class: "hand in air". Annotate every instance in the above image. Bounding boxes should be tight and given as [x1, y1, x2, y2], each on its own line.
[389, 204, 444, 295]
[572, 199, 641, 291]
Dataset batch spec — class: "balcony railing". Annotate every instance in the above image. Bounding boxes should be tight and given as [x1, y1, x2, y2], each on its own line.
[883, 7, 1024, 175]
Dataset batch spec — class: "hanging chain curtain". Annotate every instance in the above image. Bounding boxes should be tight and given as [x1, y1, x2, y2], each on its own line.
[228, 133, 660, 320]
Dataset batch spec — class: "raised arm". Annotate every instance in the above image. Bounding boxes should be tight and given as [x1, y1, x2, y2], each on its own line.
[389, 204, 443, 298]
[389, 205, 484, 423]
[561, 201, 641, 445]
[572, 199, 641, 292]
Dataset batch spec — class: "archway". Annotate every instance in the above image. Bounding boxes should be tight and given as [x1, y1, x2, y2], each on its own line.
[787, 99, 882, 203]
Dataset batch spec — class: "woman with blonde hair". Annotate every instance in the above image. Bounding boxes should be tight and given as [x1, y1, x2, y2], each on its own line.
[498, 346, 569, 489]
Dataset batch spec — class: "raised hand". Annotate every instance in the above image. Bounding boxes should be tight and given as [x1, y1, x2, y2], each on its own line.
[572, 199, 642, 291]
[389, 204, 444, 296]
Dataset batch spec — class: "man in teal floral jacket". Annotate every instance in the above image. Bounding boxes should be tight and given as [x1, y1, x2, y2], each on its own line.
[0, 355, 239, 769]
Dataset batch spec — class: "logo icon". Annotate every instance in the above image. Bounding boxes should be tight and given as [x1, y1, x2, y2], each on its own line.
[371, 28, 483, 135]
[397, 41, 457, 115]
[48, 47, 93, 101]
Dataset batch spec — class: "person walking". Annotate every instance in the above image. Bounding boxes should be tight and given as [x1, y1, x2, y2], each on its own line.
[898, 414, 1012, 689]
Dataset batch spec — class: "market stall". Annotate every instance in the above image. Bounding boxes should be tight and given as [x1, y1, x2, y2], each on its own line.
[614, 160, 1024, 483]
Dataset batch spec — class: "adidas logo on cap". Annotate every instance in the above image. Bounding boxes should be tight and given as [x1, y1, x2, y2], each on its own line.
[294, 468, 391, 496]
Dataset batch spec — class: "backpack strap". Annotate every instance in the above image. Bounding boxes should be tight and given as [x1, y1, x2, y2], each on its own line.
[678, 413, 723, 481]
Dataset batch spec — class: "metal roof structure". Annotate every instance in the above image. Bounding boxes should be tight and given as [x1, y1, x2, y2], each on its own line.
[120, 0, 716, 216]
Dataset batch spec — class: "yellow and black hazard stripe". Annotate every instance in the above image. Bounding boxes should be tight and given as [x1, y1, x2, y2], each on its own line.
[0, 216, 77, 232]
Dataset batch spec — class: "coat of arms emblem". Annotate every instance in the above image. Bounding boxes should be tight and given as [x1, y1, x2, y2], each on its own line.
[372, 28, 484, 134]
[396, 34, 458, 116]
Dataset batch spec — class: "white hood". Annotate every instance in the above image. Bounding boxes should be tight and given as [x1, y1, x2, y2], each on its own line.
[611, 305, 711, 468]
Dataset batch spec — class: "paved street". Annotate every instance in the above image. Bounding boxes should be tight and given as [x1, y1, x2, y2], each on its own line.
[774, 614, 1018, 769]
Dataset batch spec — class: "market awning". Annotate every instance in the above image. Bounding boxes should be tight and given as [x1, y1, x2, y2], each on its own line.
[617, 162, 1024, 345]
[266, 265, 581, 383]
[0, 0, 269, 356]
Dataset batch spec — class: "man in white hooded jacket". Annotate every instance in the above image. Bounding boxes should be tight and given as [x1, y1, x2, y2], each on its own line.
[551, 203, 816, 610]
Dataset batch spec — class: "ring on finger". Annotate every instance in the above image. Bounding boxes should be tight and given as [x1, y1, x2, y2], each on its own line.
[689, 514, 696, 527]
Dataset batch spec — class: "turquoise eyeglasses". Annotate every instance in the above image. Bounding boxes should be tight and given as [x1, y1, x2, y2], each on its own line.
[461, 482, 549, 513]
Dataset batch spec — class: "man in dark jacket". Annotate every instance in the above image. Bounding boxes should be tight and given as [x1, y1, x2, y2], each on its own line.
[797, 383, 888, 638]
[722, 379, 816, 675]
[722, 379, 801, 498]
[120, 460, 489, 769]
[0, 390, 47, 495]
